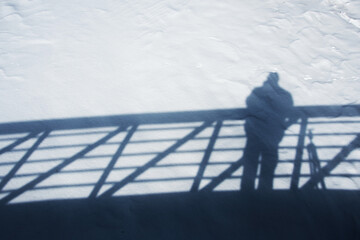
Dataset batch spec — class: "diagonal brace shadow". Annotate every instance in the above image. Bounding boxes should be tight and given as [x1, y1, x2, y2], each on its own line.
[191, 121, 222, 192]
[0, 131, 50, 191]
[302, 134, 360, 189]
[89, 125, 137, 198]
[0, 126, 126, 205]
[0, 132, 40, 156]
[99, 122, 213, 198]
[200, 157, 244, 192]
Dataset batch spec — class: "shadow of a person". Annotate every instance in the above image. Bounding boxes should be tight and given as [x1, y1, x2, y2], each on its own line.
[241, 72, 297, 191]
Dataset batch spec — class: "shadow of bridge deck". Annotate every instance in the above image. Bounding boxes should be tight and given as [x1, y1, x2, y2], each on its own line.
[0, 105, 360, 239]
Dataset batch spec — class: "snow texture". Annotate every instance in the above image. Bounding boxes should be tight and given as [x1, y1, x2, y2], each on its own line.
[0, 0, 359, 204]
[0, 0, 359, 122]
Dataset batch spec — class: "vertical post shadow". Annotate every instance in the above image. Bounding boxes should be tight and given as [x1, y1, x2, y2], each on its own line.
[0, 126, 126, 205]
[89, 125, 137, 198]
[302, 134, 360, 190]
[0, 132, 39, 156]
[290, 117, 307, 190]
[0, 131, 50, 191]
[307, 130, 326, 189]
[98, 121, 213, 198]
[190, 121, 222, 192]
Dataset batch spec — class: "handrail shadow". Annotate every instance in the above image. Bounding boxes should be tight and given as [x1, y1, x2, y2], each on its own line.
[0, 105, 358, 205]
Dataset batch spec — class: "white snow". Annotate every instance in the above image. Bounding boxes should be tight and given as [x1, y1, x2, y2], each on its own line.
[0, 0, 359, 122]
[0, 0, 359, 203]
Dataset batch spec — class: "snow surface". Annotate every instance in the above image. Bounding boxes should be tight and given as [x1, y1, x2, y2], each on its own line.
[0, 0, 359, 204]
[0, 0, 360, 122]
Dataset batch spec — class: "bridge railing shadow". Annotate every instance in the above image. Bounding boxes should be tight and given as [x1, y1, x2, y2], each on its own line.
[0, 105, 359, 205]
